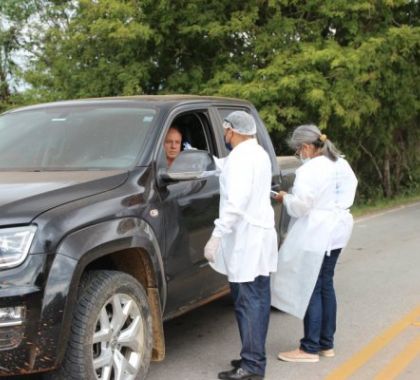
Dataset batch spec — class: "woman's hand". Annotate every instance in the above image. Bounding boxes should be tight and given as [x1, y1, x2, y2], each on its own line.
[274, 191, 287, 203]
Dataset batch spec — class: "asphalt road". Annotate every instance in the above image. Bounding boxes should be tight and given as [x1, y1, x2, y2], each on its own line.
[5, 202, 420, 380]
[147, 202, 420, 380]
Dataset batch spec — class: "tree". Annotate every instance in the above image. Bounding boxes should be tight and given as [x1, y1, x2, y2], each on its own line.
[0, 0, 40, 111]
[203, 0, 420, 198]
[16, 0, 420, 199]
[352, 26, 420, 198]
[25, 0, 267, 98]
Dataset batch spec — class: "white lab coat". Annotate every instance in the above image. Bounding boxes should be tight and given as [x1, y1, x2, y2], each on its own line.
[210, 139, 278, 283]
[271, 156, 357, 319]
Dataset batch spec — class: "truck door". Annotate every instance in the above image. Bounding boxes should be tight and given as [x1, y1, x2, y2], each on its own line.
[156, 108, 228, 315]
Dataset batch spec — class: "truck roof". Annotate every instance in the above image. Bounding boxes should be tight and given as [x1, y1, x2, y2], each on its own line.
[6, 95, 253, 113]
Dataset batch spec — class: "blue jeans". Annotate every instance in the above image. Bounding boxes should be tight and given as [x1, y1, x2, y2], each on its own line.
[230, 275, 271, 376]
[300, 249, 341, 354]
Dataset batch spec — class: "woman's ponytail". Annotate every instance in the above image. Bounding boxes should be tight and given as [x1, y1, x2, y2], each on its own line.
[288, 124, 342, 162]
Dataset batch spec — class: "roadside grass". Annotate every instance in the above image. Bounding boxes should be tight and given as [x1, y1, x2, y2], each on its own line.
[352, 189, 420, 217]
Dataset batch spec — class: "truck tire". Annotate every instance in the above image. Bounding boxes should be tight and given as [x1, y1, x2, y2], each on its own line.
[57, 270, 153, 380]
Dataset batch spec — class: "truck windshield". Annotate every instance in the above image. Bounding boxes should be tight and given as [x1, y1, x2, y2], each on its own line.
[0, 105, 157, 170]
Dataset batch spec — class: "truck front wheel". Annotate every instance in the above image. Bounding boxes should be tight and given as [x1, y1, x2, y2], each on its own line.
[58, 270, 153, 380]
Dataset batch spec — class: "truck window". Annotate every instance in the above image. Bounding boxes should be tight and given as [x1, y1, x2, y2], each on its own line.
[217, 107, 249, 121]
[172, 112, 216, 154]
[159, 111, 218, 168]
[0, 106, 157, 170]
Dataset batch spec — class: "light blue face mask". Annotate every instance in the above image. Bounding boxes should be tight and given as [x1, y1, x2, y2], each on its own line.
[299, 153, 310, 164]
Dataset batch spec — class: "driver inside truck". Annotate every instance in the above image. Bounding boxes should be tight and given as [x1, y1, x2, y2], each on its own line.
[164, 125, 183, 167]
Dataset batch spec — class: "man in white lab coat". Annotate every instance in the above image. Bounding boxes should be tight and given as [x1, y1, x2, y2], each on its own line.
[204, 111, 278, 380]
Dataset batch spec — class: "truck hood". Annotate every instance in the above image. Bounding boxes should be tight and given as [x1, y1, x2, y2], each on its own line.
[0, 170, 129, 225]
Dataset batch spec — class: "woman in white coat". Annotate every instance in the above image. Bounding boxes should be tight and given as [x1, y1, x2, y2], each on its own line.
[271, 124, 358, 363]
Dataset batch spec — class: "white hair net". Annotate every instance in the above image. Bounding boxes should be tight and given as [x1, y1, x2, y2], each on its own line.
[223, 111, 256, 136]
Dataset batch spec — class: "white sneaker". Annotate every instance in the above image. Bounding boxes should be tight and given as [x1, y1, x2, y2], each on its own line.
[277, 348, 319, 363]
[319, 349, 335, 357]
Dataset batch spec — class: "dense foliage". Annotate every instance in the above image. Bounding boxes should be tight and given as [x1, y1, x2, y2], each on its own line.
[1, 0, 419, 200]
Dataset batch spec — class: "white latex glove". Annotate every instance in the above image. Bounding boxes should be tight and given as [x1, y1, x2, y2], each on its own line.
[204, 236, 221, 263]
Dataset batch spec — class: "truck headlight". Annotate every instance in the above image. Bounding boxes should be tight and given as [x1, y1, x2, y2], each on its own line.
[0, 306, 25, 327]
[0, 226, 37, 269]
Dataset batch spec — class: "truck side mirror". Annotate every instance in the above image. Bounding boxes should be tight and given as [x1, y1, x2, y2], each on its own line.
[160, 150, 217, 182]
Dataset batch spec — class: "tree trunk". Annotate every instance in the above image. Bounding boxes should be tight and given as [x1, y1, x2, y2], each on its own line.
[394, 157, 402, 193]
[359, 142, 383, 182]
[0, 68, 11, 102]
[394, 130, 406, 194]
[383, 150, 392, 197]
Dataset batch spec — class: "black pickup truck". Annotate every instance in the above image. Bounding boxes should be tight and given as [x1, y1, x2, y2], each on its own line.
[0, 96, 297, 379]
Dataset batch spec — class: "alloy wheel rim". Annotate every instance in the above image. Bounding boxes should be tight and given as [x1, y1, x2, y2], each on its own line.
[92, 293, 144, 380]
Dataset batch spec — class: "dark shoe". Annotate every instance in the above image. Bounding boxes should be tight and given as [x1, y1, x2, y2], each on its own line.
[230, 359, 241, 368]
[218, 367, 263, 380]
